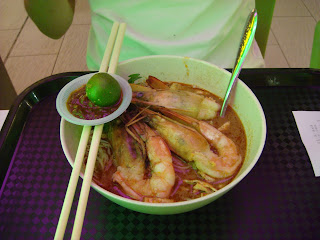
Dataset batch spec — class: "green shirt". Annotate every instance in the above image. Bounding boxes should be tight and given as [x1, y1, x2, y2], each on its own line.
[86, 0, 264, 70]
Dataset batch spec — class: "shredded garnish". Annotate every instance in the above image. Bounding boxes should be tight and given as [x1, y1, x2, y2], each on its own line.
[184, 180, 217, 194]
[128, 73, 142, 83]
[113, 186, 133, 199]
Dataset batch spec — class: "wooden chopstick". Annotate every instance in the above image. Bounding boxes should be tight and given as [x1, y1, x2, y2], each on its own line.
[99, 22, 120, 73]
[54, 125, 91, 240]
[54, 22, 126, 240]
[71, 22, 126, 240]
[107, 23, 126, 74]
[70, 124, 103, 240]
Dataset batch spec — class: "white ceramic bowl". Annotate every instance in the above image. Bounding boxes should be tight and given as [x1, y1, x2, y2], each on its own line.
[60, 55, 267, 215]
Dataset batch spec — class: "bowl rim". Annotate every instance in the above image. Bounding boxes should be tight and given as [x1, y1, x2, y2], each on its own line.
[60, 55, 267, 207]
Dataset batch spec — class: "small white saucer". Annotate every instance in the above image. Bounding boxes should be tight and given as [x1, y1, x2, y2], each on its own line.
[56, 73, 132, 126]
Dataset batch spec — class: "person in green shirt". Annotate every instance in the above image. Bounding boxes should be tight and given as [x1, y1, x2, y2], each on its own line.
[24, 0, 264, 70]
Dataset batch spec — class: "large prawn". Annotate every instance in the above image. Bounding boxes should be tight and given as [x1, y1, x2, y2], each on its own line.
[107, 118, 175, 202]
[141, 108, 242, 180]
[130, 76, 220, 120]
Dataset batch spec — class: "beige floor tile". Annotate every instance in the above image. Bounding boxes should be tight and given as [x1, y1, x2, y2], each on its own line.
[271, 17, 316, 67]
[0, 30, 19, 60]
[267, 29, 277, 45]
[53, 25, 90, 74]
[302, 0, 320, 21]
[5, 55, 56, 94]
[10, 18, 64, 57]
[273, 0, 311, 16]
[73, 0, 91, 25]
[0, 0, 28, 30]
[264, 45, 289, 68]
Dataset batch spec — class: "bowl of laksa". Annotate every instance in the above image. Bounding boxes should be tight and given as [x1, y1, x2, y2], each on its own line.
[60, 55, 267, 215]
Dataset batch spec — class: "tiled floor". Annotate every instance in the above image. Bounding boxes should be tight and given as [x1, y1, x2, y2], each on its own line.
[1, 0, 319, 95]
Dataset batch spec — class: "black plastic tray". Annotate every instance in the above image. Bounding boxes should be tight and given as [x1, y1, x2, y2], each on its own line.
[1, 69, 320, 239]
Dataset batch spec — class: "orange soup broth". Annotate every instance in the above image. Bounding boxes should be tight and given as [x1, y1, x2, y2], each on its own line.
[87, 83, 247, 202]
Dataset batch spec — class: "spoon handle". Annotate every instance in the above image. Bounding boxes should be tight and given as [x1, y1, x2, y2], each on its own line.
[220, 8, 258, 117]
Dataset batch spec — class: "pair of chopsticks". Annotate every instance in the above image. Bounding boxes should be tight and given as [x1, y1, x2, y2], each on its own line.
[54, 22, 126, 240]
